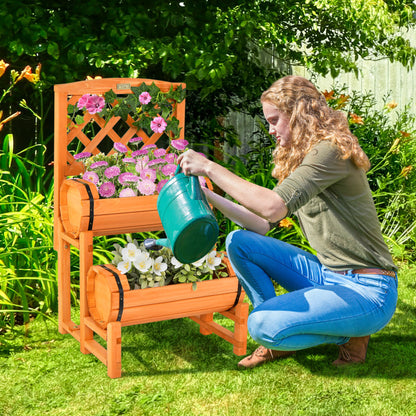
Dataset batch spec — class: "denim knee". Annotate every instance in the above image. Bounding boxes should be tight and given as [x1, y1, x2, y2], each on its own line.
[247, 309, 277, 347]
[225, 229, 249, 260]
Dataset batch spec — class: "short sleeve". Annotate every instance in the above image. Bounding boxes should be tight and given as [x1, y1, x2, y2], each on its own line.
[273, 141, 350, 215]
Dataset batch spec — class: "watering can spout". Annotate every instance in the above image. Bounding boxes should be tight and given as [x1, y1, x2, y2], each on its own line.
[143, 238, 171, 251]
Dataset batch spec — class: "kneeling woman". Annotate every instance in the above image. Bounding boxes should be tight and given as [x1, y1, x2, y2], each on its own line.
[178, 75, 398, 368]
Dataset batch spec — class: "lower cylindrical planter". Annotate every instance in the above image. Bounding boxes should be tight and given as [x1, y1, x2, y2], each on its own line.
[84, 255, 249, 377]
[86, 257, 244, 330]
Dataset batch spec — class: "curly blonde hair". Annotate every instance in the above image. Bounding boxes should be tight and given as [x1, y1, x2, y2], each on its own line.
[261, 76, 370, 183]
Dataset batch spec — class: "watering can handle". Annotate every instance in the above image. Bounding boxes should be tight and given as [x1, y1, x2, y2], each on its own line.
[175, 165, 203, 201]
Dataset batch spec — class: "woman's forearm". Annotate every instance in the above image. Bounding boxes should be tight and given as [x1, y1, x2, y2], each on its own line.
[203, 188, 271, 235]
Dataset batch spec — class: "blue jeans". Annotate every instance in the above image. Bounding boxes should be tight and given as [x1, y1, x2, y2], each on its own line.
[226, 230, 398, 351]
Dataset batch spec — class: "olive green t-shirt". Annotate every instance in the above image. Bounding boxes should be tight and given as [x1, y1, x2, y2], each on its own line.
[273, 141, 397, 271]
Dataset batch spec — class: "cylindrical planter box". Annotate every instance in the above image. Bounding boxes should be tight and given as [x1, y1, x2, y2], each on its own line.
[60, 178, 162, 237]
[86, 258, 243, 330]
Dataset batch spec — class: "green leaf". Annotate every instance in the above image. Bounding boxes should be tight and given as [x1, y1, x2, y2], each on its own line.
[75, 115, 84, 125]
[47, 41, 60, 59]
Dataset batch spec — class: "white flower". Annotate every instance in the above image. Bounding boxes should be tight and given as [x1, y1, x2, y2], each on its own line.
[121, 243, 141, 262]
[205, 250, 221, 270]
[192, 255, 206, 268]
[133, 251, 152, 273]
[171, 256, 183, 269]
[117, 260, 132, 274]
[152, 256, 168, 276]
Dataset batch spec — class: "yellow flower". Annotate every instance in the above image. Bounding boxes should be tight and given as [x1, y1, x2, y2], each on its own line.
[0, 60, 9, 78]
[389, 138, 401, 153]
[86, 75, 103, 80]
[399, 166, 413, 179]
[279, 218, 293, 228]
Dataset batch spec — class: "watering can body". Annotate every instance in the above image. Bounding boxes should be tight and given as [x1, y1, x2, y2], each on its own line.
[145, 167, 219, 264]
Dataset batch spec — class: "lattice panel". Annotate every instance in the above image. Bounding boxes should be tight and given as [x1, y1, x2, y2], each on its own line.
[65, 94, 167, 175]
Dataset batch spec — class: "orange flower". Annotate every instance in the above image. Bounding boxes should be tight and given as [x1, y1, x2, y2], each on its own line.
[335, 94, 350, 109]
[349, 113, 364, 125]
[323, 90, 334, 101]
[279, 218, 293, 228]
[400, 131, 410, 138]
[386, 101, 397, 110]
[0, 110, 21, 131]
[23, 64, 41, 83]
[14, 65, 31, 82]
[0, 59, 9, 78]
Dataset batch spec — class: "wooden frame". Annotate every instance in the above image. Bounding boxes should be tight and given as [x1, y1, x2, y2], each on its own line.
[53, 78, 249, 378]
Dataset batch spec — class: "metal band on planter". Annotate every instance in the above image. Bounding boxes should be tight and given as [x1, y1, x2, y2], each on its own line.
[71, 178, 94, 231]
[100, 265, 124, 322]
[231, 281, 242, 309]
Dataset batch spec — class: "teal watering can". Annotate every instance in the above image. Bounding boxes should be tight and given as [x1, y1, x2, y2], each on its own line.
[144, 166, 219, 264]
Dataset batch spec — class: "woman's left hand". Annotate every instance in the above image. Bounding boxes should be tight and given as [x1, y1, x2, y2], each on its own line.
[177, 149, 213, 177]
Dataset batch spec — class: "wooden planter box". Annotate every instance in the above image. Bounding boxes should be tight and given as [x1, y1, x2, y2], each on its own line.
[83, 257, 249, 378]
[60, 178, 162, 237]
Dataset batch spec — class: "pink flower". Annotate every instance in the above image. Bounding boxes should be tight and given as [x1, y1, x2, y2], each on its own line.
[162, 163, 177, 177]
[154, 148, 167, 157]
[199, 176, 207, 188]
[164, 153, 177, 164]
[133, 148, 151, 156]
[139, 92, 152, 105]
[170, 139, 189, 151]
[157, 179, 168, 193]
[90, 161, 108, 169]
[135, 156, 149, 173]
[141, 144, 157, 152]
[99, 182, 116, 198]
[148, 158, 167, 167]
[119, 187, 137, 197]
[138, 179, 157, 196]
[82, 171, 99, 185]
[74, 151, 92, 160]
[119, 172, 140, 184]
[150, 116, 167, 134]
[122, 157, 136, 164]
[77, 94, 91, 110]
[85, 95, 105, 114]
[104, 166, 121, 179]
[114, 142, 128, 153]
[140, 168, 157, 182]
[129, 136, 143, 144]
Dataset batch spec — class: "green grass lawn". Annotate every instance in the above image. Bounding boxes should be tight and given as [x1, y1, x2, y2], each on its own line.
[1, 265, 416, 416]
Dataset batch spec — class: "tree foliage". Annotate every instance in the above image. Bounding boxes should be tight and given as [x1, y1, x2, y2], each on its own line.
[1, 0, 415, 146]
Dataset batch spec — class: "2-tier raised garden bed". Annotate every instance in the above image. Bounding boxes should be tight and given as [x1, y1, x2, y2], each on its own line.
[54, 78, 249, 378]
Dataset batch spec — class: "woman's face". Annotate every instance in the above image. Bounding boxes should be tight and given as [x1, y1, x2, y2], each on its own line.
[262, 101, 292, 148]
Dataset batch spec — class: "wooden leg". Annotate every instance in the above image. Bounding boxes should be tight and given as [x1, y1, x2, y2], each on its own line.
[58, 234, 71, 335]
[79, 231, 94, 354]
[107, 321, 122, 378]
[232, 302, 249, 356]
[198, 313, 214, 335]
